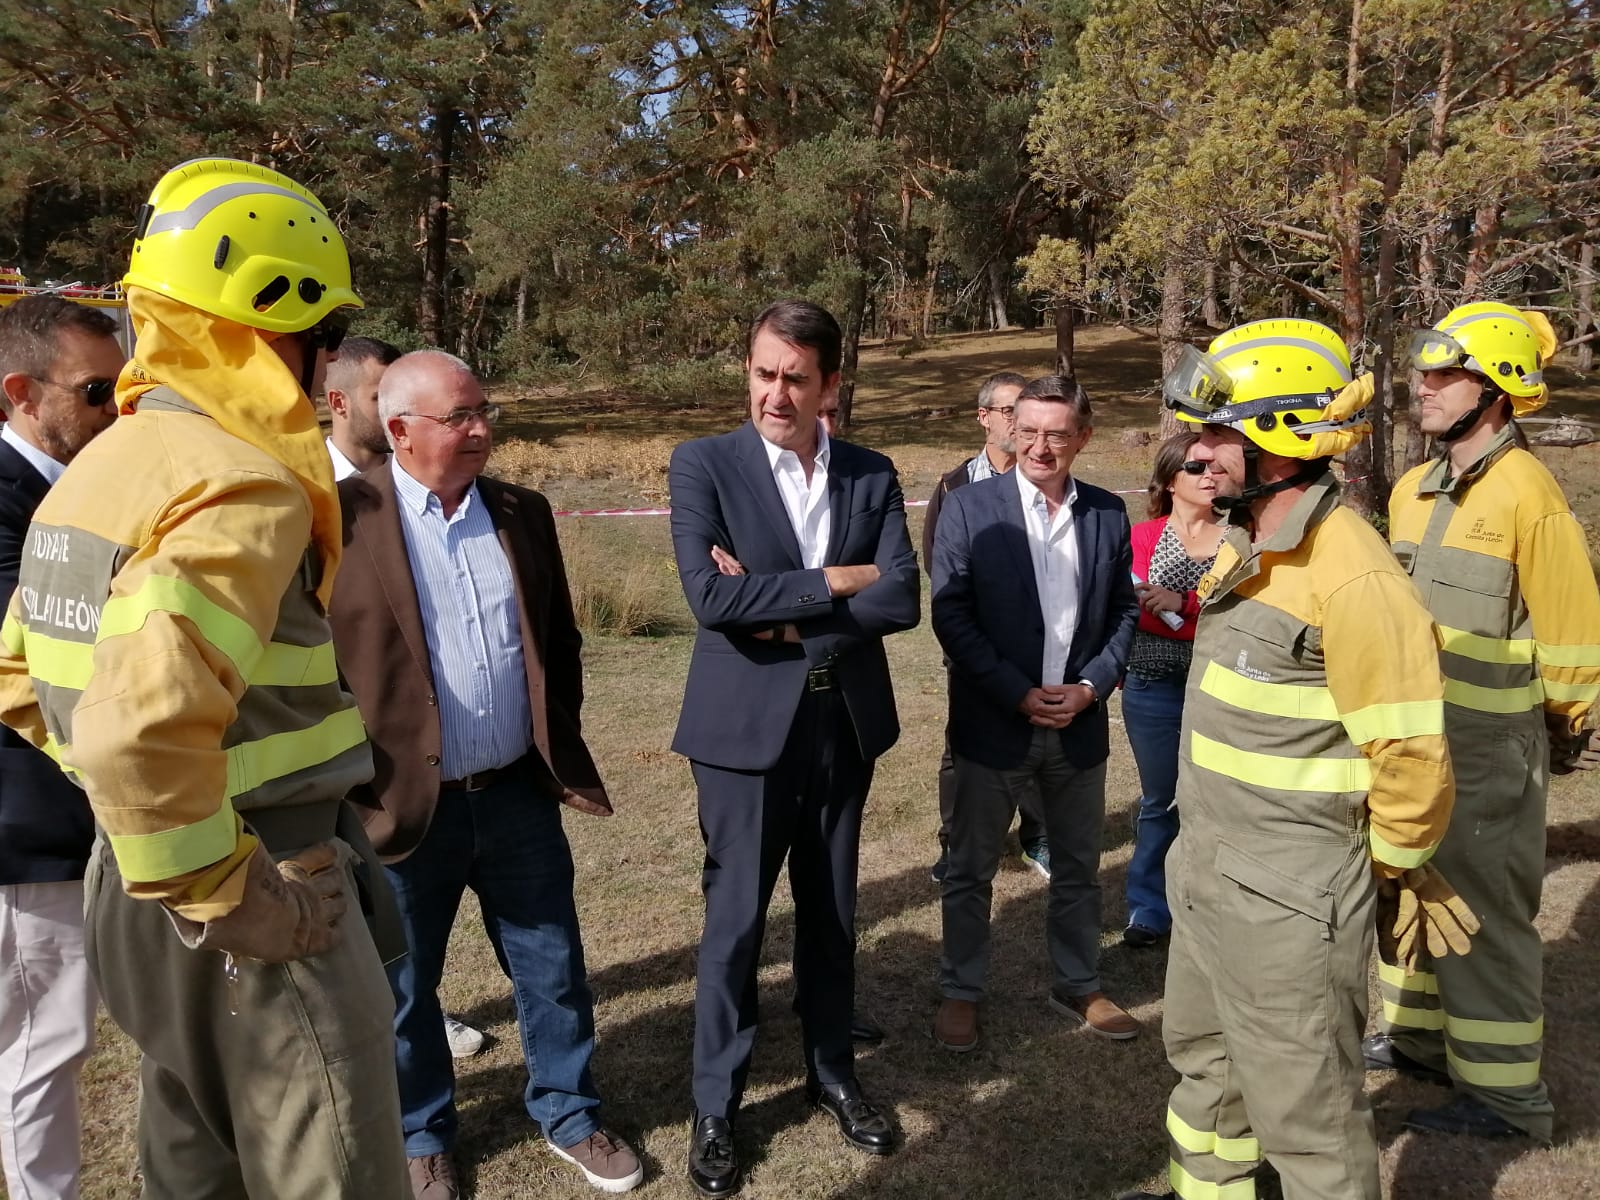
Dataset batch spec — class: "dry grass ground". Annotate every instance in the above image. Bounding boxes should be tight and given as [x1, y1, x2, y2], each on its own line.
[54, 326, 1600, 1199]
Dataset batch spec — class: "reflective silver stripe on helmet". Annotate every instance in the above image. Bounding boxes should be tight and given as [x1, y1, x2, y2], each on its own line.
[144, 181, 323, 238]
[1214, 334, 1352, 380]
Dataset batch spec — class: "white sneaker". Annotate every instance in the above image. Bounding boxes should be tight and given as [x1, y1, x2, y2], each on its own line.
[443, 1014, 486, 1058]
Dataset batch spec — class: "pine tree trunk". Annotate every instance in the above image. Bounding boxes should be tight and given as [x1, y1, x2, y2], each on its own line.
[1055, 303, 1075, 380]
[986, 258, 1011, 330]
[420, 101, 454, 347]
[1577, 243, 1596, 373]
[1158, 256, 1185, 438]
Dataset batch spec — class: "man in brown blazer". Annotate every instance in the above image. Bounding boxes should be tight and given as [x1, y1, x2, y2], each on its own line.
[329, 350, 641, 1200]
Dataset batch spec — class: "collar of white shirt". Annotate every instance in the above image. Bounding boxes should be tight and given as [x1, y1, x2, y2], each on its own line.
[759, 420, 831, 474]
[392, 456, 478, 519]
[1015, 467, 1077, 526]
[326, 436, 365, 481]
[1, 422, 65, 485]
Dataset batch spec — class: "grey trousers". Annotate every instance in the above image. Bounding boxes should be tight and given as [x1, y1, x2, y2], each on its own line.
[940, 728, 1108, 1000]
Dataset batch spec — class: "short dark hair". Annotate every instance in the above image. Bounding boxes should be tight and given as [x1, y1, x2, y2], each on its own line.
[324, 335, 400, 396]
[977, 371, 1026, 410]
[1016, 375, 1092, 429]
[1147, 428, 1201, 519]
[0, 295, 119, 390]
[747, 300, 842, 377]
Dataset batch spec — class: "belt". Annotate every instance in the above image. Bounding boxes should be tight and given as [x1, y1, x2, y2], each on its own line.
[806, 666, 836, 693]
[440, 762, 520, 792]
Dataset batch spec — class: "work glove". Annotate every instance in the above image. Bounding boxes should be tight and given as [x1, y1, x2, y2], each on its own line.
[1381, 863, 1480, 975]
[1546, 714, 1600, 775]
[169, 841, 349, 963]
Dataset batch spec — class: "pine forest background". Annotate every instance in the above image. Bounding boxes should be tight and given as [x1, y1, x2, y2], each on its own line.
[5, 0, 1600, 510]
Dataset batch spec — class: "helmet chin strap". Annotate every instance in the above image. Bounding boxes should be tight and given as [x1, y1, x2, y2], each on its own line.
[1437, 375, 1504, 444]
[296, 333, 318, 399]
[1210, 442, 1326, 520]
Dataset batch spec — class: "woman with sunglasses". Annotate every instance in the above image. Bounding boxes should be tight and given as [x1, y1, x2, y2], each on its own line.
[1120, 431, 1225, 948]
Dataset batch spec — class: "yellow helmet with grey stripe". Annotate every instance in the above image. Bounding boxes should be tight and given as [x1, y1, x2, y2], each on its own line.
[1162, 319, 1371, 459]
[124, 158, 362, 333]
[1410, 301, 1554, 417]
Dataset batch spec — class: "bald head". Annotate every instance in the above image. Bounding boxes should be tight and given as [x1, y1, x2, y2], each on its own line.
[376, 350, 479, 442]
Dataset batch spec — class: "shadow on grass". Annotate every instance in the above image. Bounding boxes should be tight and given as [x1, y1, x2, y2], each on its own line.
[1375, 821, 1600, 1200]
[445, 839, 1166, 1195]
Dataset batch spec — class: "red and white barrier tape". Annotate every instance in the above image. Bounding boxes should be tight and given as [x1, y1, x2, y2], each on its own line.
[554, 488, 1146, 517]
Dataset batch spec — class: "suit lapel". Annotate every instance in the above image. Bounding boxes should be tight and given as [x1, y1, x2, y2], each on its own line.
[824, 441, 852, 565]
[998, 477, 1043, 617]
[482, 478, 547, 672]
[358, 466, 434, 689]
[734, 422, 804, 568]
[1072, 486, 1100, 609]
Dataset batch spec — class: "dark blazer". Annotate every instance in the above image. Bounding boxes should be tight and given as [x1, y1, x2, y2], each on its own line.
[931, 470, 1138, 771]
[920, 457, 975, 573]
[0, 438, 95, 884]
[669, 421, 920, 771]
[330, 465, 609, 862]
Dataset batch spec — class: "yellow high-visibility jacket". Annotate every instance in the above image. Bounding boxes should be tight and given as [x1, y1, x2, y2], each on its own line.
[0, 389, 371, 921]
[1390, 425, 1600, 736]
[1184, 473, 1454, 873]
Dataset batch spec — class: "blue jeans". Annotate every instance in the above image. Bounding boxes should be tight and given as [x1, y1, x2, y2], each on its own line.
[1122, 672, 1185, 933]
[385, 771, 601, 1155]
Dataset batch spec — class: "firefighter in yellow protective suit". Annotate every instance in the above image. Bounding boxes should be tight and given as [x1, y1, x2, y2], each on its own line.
[1121, 319, 1472, 1200]
[0, 159, 409, 1198]
[1365, 303, 1600, 1143]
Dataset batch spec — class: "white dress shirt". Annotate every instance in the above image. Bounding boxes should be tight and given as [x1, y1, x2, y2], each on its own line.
[326, 436, 362, 481]
[391, 459, 533, 779]
[761, 422, 831, 569]
[2, 424, 65, 485]
[1016, 469, 1080, 686]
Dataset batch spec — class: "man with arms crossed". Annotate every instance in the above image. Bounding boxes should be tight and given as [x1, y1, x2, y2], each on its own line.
[670, 299, 919, 1196]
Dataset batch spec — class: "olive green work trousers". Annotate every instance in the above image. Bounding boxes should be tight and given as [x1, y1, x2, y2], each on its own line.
[1378, 707, 1553, 1142]
[1161, 823, 1380, 1200]
[84, 842, 409, 1199]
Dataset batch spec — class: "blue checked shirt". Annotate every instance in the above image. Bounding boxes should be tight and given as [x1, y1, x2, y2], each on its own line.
[392, 460, 533, 779]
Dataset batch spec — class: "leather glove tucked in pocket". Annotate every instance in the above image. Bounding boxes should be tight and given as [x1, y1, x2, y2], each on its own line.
[1386, 863, 1480, 974]
[169, 840, 349, 963]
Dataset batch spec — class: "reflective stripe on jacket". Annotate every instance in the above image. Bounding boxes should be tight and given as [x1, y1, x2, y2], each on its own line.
[1183, 474, 1454, 873]
[1390, 426, 1600, 736]
[0, 389, 372, 920]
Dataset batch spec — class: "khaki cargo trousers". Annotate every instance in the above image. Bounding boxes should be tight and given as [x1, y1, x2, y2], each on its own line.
[1378, 707, 1553, 1141]
[84, 841, 409, 1199]
[1162, 822, 1379, 1200]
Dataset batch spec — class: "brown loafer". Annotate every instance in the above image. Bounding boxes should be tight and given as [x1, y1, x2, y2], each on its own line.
[933, 997, 979, 1052]
[1049, 988, 1141, 1040]
[407, 1152, 460, 1200]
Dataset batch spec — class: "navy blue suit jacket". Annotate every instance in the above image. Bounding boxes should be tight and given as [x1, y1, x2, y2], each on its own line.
[931, 470, 1138, 771]
[669, 421, 920, 771]
[0, 438, 94, 883]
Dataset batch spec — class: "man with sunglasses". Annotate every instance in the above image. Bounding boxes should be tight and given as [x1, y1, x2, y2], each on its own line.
[1366, 303, 1600, 1143]
[0, 294, 121, 1200]
[330, 351, 640, 1198]
[0, 159, 409, 1198]
[922, 371, 1051, 888]
[929, 374, 1141, 1052]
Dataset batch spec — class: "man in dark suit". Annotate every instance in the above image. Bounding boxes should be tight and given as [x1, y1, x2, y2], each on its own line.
[669, 300, 919, 1196]
[329, 350, 641, 1199]
[0, 294, 121, 1198]
[930, 375, 1140, 1054]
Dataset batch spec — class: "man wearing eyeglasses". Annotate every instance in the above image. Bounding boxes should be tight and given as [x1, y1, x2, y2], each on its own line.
[329, 351, 641, 1198]
[930, 375, 1141, 1052]
[0, 294, 121, 1200]
[921, 371, 1050, 889]
[0, 159, 409, 1198]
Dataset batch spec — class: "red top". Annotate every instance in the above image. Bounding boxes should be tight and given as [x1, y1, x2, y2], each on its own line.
[1130, 516, 1203, 641]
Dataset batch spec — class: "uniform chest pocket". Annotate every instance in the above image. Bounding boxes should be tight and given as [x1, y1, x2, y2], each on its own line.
[1222, 607, 1319, 674]
[1428, 555, 1514, 639]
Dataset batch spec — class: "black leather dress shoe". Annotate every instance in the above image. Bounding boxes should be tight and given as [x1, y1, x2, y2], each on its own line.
[850, 1009, 886, 1044]
[688, 1112, 742, 1196]
[807, 1079, 895, 1155]
[1404, 1093, 1529, 1139]
[1362, 1033, 1450, 1086]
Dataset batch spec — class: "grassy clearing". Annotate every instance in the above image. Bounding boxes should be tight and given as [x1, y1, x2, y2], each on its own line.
[60, 325, 1600, 1200]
